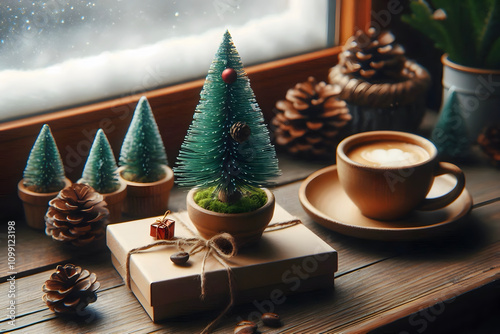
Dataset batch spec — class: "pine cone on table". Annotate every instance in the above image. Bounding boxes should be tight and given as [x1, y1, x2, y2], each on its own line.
[272, 76, 351, 159]
[45, 183, 109, 247]
[478, 124, 500, 167]
[42, 264, 100, 314]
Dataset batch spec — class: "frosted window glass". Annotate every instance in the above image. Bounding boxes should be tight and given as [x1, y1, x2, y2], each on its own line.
[0, 0, 330, 121]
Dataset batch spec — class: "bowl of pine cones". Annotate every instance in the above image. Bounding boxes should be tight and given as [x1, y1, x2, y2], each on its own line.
[329, 27, 431, 133]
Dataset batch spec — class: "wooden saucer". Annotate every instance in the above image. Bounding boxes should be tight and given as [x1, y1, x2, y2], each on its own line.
[299, 165, 472, 240]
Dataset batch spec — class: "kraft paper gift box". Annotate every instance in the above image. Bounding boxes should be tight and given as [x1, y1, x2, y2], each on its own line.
[107, 204, 338, 322]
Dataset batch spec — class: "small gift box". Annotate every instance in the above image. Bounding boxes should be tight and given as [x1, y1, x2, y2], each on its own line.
[107, 205, 338, 322]
[150, 217, 175, 240]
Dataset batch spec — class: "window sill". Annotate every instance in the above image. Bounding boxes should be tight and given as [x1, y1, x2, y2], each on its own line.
[0, 46, 342, 218]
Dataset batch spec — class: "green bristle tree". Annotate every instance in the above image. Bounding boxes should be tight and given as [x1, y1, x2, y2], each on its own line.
[431, 89, 470, 157]
[81, 129, 121, 193]
[119, 96, 168, 183]
[23, 124, 66, 193]
[174, 30, 280, 203]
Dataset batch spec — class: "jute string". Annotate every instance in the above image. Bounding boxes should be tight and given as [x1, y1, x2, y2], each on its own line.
[124, 211, 300, 334]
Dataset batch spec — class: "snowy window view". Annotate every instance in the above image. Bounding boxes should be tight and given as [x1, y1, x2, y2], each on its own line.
[0, 0, 331, 121]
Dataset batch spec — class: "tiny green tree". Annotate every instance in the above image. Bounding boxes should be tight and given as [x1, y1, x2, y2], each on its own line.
[81, 129, 121, 193]
[119, 96, 168, 183]
[174, 30, 280, 203]
[23, 124, 66, 193]
[431, 89, 470, 157]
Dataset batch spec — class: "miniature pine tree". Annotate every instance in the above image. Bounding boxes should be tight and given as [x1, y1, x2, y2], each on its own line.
[119, 96, 168, 183]
[23, 124, 66, 193]
[174, 30, 280, 203]
[431, 88, 470, 157]
[81, 129, 121, 193]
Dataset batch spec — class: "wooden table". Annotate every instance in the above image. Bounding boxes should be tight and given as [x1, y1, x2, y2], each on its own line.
[1, 149, 499, 334]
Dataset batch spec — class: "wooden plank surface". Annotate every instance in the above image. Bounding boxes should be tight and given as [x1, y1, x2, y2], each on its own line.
[1, 149, 499, 333]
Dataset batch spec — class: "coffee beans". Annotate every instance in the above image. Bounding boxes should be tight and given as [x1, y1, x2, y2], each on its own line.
[234, 320, 257, 334]
[170, 251, 189, 265]
[233, 326, 255, 334]
[234, 312, 282, 333]
[262, 312, 281, 327]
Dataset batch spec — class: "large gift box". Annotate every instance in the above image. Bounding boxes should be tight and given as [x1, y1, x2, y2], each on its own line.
[107, 204, 337, 322]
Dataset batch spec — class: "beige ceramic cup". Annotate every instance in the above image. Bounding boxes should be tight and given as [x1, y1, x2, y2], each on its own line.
[336, 131, 465, 221]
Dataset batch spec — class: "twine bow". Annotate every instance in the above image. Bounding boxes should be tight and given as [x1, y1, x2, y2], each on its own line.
[181, 232, 237, 300]
[126, 233, 237, 291]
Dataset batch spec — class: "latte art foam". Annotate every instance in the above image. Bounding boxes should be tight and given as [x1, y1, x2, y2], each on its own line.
[361, 148, 419, 167]
[347, 140, 430, 167]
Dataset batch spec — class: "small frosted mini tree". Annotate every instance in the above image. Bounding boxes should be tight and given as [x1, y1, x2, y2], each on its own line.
[81, 129, 121, 193]
[119, 96, 168, 183]
[175, 30, 280, 204]
[23, 124, 66, 193]
[432, 89, 470, 157]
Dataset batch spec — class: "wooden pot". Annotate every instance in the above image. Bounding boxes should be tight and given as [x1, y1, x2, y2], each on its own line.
[119, 165, 174, 219]
[18, 178, 72, 230]
[102, 179, 127, 224]
[186, 188, 275, 247]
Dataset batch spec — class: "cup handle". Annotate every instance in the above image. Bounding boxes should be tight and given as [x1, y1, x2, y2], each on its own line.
[419, 162, 465, 211]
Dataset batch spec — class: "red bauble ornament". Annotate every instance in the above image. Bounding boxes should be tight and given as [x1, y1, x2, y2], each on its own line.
[222, 68, 237, 84]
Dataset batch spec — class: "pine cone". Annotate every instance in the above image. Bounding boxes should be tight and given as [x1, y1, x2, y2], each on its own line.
[42, 264, 100, 314]
[329, 27, 431, 108]
[45, 183, 109, 247]
[478, 124, 500, 166]
[230, 121, 251, 143]
[339, 27, 406, 81]
[272, 77, 351, 159]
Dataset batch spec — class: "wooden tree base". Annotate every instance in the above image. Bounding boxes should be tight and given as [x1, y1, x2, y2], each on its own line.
[17, 178, 72, 230]
[119, 165, 174, 219]
[186, 187, 275, 247]
[102, 179, 127, 224]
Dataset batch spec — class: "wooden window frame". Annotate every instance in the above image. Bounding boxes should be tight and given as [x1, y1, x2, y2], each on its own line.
[0, 0, 371, 218]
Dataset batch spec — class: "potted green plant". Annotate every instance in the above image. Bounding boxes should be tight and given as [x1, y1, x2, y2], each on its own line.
[174, 30, 281, 247]
[118, 96, 174, 218]
[18, 124, 71, 229]
[79, 129, 127, 223]
[403, 0, 500, 142]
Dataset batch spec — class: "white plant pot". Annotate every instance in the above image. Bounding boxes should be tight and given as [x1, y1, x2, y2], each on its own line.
[441, 55, 500, 142]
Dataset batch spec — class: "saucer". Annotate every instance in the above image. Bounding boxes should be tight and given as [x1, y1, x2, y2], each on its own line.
[299, 165, 473, 241]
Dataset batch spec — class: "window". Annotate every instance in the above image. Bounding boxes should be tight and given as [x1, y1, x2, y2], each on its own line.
[0, 0, 332, 121]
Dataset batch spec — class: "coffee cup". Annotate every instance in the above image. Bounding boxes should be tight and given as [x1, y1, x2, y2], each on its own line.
[336, 131, 465, 221]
